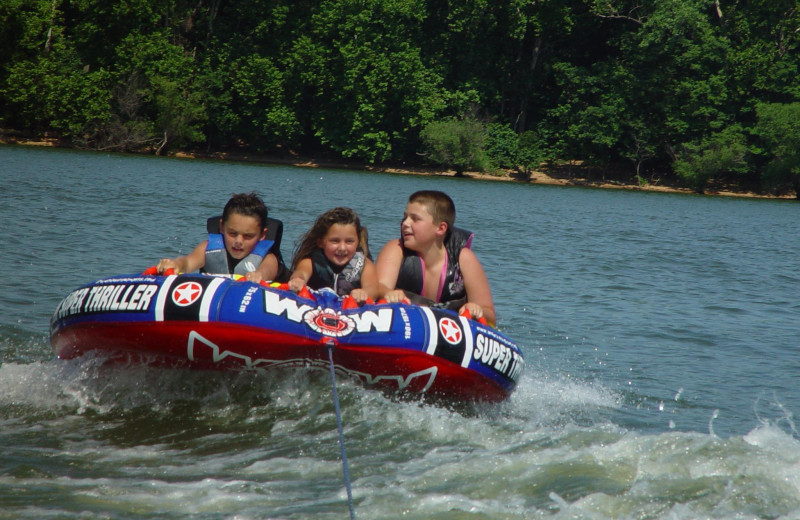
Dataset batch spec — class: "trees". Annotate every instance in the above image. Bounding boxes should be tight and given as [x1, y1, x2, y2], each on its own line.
[199, 0, 307, 152]
[485, 123, 542, 177]
[111, 31, 206, 153]
[0, 0, 798, 196]
[419, 117, 488, 175]
[0, 0, 112, 140]
[673, 126, 748, 193]
[544, 1, 736, 177]
[2, 39, 112, 143]
[204, 53, 299, 152]
[294, 0, 445, 163]
[754, 103, 800, 198]
[0, 0, 206, 152]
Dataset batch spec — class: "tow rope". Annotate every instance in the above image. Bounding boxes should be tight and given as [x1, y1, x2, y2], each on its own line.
[326, 340, 356, 519]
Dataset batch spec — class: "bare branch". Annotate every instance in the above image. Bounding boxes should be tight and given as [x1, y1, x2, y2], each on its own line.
[591, 2, 645, 26]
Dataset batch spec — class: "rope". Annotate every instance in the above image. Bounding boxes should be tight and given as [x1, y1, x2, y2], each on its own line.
[326, 341, 356, 519]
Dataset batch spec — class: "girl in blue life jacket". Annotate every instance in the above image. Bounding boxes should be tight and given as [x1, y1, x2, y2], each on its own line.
[288, 207, 378, 304]
[155, 192, 285, 283]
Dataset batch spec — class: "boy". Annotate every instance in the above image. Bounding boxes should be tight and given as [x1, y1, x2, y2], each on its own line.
[376, 190, 496, 324]
[156, 192, 285, 283]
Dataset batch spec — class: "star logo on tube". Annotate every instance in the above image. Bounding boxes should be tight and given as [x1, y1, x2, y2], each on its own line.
[172, 281, 203, 306]
[439, 317, 462, 345]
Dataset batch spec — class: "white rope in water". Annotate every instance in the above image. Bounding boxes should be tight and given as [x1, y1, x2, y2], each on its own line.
[326, 342, 356, 519]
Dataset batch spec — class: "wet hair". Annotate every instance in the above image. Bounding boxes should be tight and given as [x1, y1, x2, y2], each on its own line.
[408, 190, 456, 230]
[291, 207, 369, 271]
[221, 192, 268, 229]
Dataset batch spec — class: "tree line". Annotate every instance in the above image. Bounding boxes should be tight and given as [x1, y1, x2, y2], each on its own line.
[1, 1, 799, 195]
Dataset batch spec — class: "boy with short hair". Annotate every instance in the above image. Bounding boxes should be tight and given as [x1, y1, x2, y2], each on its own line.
[156, 192, 285, 283]
[376, 190, 496, 324]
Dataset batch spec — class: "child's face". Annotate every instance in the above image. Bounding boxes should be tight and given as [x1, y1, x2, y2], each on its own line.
[400, 202, 445, 251]
[318, 223, 359, 267]
[221, 213, 267, 260]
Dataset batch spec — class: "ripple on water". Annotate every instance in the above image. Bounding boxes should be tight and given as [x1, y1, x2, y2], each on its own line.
[3, 146, 800, 518]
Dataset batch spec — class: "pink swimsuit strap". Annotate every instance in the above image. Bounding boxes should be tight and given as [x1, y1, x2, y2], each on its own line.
[417, 249, 448, 303]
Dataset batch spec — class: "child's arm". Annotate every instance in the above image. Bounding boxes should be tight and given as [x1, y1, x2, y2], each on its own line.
[459, 248, 496, 325]
[157, 241, 207, 274]
[350, 258, 378, 303]
[247, 253, 280, 283]
[287, 257, 314, 293]
[375, 239, 407, 303]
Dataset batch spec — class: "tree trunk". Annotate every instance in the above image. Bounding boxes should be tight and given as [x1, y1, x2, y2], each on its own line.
[516, 35, 543, 132]
[44, 0, 58, 53]
[156, 131, 168, 156]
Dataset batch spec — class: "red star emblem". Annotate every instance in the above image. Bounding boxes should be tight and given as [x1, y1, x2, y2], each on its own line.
[172, 281, 202, 306]
[439, 317, 462, 345]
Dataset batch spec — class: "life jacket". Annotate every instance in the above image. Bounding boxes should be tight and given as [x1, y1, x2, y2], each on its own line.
[307, 249, 366, 296]
[201, 216, 288, 281]
[396, 227, 474, 310]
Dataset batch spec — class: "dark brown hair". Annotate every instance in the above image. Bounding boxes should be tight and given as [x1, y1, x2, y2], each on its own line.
[291, 207, 369, 271]
[221, 192, 268, 229]
[408, 190, 456, 230]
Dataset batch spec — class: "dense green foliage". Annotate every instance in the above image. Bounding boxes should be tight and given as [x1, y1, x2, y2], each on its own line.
[419, 117, 488, 175]
[1, 0, 798, 195]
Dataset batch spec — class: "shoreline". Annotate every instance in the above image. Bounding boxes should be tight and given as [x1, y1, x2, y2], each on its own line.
[4, 136, 795, 200]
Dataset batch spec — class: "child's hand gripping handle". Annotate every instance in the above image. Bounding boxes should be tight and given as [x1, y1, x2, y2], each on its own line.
[459, 308, 488, 325]
[142, 266, 176, 276]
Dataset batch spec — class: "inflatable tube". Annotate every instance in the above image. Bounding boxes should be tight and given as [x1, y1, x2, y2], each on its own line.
[50, 273, 524, 402]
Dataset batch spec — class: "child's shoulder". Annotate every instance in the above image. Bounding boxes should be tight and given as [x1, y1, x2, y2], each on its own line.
[448, 227, 474, 250]
[379, 237, 403, 250]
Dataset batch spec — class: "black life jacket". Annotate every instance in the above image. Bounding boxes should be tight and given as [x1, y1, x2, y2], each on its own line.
[307, 249, 366, 296]
[396, 227, 474, 310]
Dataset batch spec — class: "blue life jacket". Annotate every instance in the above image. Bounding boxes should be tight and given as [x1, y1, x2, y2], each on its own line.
[201, 216, 288, 281]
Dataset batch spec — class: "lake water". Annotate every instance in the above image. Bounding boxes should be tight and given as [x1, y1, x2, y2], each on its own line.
[2, 144, 800, 519]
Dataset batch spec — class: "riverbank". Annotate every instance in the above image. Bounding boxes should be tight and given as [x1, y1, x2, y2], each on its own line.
[3, 135, 795, 200]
